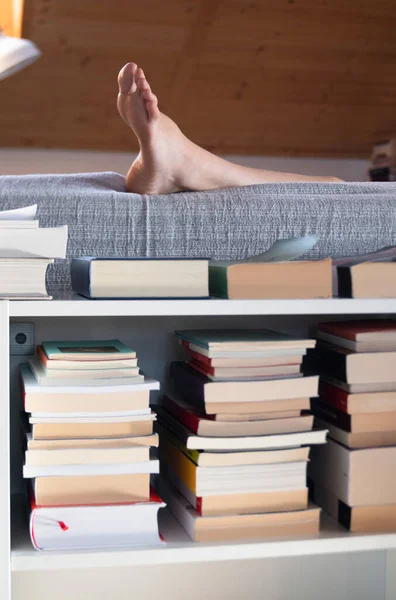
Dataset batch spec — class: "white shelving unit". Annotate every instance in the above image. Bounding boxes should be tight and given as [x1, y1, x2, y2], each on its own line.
[4, 296, 396, 600]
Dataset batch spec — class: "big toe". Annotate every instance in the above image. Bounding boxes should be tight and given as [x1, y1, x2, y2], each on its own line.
[118, 62, 137, 95]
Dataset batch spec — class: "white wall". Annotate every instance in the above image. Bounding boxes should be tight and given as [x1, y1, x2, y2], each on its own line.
[0, 148, 369, 181]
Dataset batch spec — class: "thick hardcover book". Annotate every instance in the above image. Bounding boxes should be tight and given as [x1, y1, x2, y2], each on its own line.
[71, 257, 209, 299]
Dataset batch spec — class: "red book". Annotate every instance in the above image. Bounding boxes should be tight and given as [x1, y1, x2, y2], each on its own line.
[163, 394, 215, 434]
[318, 320, 396, 341]
[319, 381, 349, 413]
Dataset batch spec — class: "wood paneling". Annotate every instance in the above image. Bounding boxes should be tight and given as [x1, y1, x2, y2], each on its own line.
[0, 0, 396, 157]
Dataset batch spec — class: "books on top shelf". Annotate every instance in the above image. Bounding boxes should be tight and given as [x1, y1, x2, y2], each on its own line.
[19, 338, 165, 550]
[308, 319, 396, 533]
[0, 204, 68, 300]
[333, 247, 396, 298]
[71, 257, 209, 299]
[29, 490, 165, 551]
[155, 327, 327, 541]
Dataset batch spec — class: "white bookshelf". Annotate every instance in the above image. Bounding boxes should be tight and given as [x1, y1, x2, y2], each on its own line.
[3, 296, 396, 600]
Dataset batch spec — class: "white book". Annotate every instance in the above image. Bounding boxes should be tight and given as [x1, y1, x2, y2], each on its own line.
[29, 498, 164, 551]
[0, 226, 68, 258]
[0, 204, 37, 220]
[23, 459, 160, 478]
[29, 408, 153, 419]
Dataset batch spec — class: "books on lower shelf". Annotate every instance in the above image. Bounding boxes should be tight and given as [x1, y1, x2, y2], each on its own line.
[20, 338, 165, 551]
[0, 204, 68, 299]
[156, 328, 326, 541]
[308, 319, 396, 533]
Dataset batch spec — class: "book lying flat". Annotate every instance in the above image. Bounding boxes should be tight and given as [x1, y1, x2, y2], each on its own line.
[188, 359, 301, 381]
[162, 394, 313, 437]
[184, 346, 306, 367]
[319, 381, 396, 414]
[42, 339, 137, 361]
[176, 329, 316, 354]
[320, 374, 396, 395]
[312, 400, 396, 433]
[30, 491, 165, 551]
[209, 258, 332, 299]
[0, 258, 53, 297]
[71, 257, 209, 299]
[314, 417, 396, 449]
[25, 445, 150, 467]
[37, 345, 138, 370]
[161, 468, 308, 516]
[309, 478, 396, 533]
[26, 433, 159, 450]
[157, 423, 310, 467]
[308, 438, 396, 506]
[156, 407, 327, 450]
[314, 343, 396, 385]
[159, 434, 307, 495]
[160, 479, 320, 542]
[0, 226, 68, 258]
[23, 459, 159, 479]
[170, 361, 318, 410]
[29, 355, 144, 386]
[317, 320, 396, 352]
[33, 473, 151, 506]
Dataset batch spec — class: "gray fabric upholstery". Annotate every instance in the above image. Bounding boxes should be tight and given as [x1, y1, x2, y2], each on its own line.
[0, 171, 395, 292]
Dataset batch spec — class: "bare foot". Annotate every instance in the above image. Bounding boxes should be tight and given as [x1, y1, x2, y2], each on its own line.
[117, 62, 343, 194]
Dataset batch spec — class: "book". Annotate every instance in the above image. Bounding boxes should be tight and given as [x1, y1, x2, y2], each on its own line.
[25, 444, 150, 466]
[317, 320, 396, 352]
[23, 459, 159, 479]
[0, 225, 68, 258]
[188, 359, 301, 381]
[313, 343, 396, 385]
[0, 204, 37, 221]
[176, 329, 316, 354]
[162, 467, 308, 516]
[160, 479, 320, 542]
[184, 346, 306, 367]
[20, 364, 159, 414]
[26, 433, 159, 450]
[309, 479, 396, 533]
[319, 382, 396, 414]
[158, 423, 310, 466]
[34, 350, 140, 379]
[37, 345, 138, 369]
[314, 416, 396, 449]
[159, 433, 307, 496]
[156, 408, 327, 450]
[320, 374, 396, 394]
[196, 397, 312, 415]
[28, 355, 145, 387]
[33, 473, 151, 506]
[209, 258, 332, 299]
[308, 438, 396, 505]
[71, 257, 209, 299]
[162, 394, 313, 437]
[337, 262, 396, 299]
[29, 491, 165, 551]
[170, 361, 318, 411]
[27, 417, 155, 440]
[42, 339, 137, 360]
[211, 410, 303, 421]
[0, 258, 53, 298]
[0, 220, 38, 228]
[312, 399, 396, 433]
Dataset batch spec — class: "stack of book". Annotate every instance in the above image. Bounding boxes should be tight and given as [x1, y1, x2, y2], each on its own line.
[20, 339, 165, 551]
[308, 320, 396, 532]
[156, 329, 327, 542]
[0, 204, 68, 299]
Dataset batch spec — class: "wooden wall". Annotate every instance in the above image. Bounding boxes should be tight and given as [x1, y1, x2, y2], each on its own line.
[1, 0, 396, 157]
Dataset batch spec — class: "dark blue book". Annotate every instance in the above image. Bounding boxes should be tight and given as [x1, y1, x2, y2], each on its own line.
[71, 257, 209, 299]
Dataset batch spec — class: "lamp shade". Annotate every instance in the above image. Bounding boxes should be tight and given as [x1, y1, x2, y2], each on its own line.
[0, 32, 41, 81]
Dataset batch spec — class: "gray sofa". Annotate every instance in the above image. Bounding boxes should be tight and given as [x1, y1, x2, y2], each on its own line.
[0, 172, 395, 293]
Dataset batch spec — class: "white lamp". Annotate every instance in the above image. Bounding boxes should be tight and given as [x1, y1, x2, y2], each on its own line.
[0, 31, 41, 81]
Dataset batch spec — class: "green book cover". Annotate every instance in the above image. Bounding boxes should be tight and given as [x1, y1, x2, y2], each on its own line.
[209, 264, 229, 298]
[42, 339, 135, 357]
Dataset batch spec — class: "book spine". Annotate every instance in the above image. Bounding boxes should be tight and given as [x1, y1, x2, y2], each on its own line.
[159, 423, 201, 465]
[208, 265, 229, 298]
[163, 395, 200, 434]
[169, 363, 206, 411]
[70, 258, 93, 299]
[314, 348, 348, 382]
[337, 500, 352, 530]
[337, 266, 353, 298]
[189, 360, 214, 376]
[319, 382, 349, 413]
[185, 348, 211, 366]
[311, 399, 352, 432]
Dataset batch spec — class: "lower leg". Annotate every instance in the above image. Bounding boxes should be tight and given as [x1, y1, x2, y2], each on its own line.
[117, 63, 342, 195]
